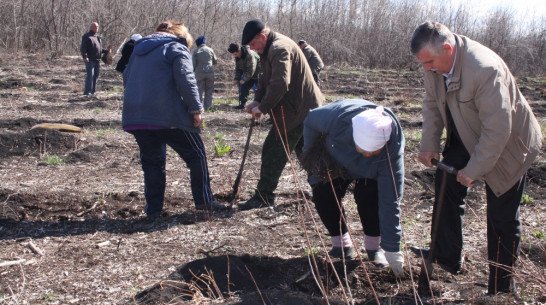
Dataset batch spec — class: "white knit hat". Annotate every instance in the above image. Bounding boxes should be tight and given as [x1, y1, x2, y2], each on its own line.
[352, 107, 393, 152]
[131, 34, 142, 41]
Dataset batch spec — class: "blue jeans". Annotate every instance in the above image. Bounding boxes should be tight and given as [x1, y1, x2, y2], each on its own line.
[131, 129, 213, 215]
[84, 60, 100, 95]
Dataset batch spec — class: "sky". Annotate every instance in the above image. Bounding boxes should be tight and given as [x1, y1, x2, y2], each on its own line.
[453, 0, 546, 22]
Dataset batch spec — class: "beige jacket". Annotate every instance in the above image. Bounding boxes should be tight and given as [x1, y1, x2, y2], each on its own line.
[255, 31, 323, 132]
[420, 34, 542, 196]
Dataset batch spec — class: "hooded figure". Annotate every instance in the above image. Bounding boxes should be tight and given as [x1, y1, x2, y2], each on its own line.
[115, 34, 142, 73]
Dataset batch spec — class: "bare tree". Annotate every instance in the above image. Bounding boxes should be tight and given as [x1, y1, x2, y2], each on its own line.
[479, 7, 516, 62]
[0, 0, 543, 75]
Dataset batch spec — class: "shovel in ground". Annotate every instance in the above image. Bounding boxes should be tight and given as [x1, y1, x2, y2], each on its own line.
[418, 158, 458, 293]
[227, 117, 256, 208]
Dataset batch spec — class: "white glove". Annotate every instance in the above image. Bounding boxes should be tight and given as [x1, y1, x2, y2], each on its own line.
[385, 251, 405, 278]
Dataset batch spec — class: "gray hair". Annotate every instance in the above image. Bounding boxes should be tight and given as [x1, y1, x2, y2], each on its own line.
[410, 21, 455, 56]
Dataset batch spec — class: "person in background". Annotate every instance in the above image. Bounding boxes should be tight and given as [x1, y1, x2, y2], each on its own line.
[410, 21, 542, 295]
[227, 42, 261, 110]
[192, 35, 217, 110]
[301, 99, 405, 278]
[237, 19, 323, 211]
[122, 20, 227, 217]
[298, 40, 324, 87]
[115, 34, 142, 73]
[80, 22, 110, 96]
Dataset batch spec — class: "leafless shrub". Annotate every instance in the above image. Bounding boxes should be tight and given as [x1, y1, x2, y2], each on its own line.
[0, 0, 543, 75]
[514, 243, 546, 302]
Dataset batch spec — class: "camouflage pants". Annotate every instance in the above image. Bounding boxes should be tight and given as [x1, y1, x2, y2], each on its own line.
[254, 124, 304, 203]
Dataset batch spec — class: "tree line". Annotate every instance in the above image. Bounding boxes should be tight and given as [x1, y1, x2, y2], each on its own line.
[0, 0, 544, 76]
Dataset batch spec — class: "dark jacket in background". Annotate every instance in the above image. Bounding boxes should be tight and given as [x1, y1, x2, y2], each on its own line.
[115, 39, 136, 73]
[234, 46, 261, 82]
[301, 44, 324, 76]
[80, 30, 106, 61]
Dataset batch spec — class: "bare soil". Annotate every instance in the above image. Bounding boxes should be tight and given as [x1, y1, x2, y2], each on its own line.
[0, 54, 545, 305]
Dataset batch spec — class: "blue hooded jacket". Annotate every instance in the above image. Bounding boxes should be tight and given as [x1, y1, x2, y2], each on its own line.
[122, 33, 202, 133]
[303, 99, 405, 252]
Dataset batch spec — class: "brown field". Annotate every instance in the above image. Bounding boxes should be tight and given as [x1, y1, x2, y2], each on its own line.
[0, 54, 545, 304]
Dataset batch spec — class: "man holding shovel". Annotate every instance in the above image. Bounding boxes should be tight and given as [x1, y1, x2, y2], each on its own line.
[237, 19, 323, 210]
[410, 21, 542, 295]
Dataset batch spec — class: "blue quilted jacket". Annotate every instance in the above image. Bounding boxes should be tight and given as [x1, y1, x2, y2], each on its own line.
[303, 99, 405, 252]
[122, 33, 202, 133]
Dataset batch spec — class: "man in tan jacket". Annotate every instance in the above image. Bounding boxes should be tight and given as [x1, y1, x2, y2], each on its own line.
[410, 21, 542, 295]
[238, 19, 323, 210]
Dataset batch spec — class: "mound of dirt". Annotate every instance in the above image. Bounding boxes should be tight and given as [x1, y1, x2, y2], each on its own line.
[0, 127, 78, 157]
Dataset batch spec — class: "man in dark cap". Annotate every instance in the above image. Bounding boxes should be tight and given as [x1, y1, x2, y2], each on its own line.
[298, 40, 324, 86]
[237, 19, 323, 211]
[227, 42, 261, 109]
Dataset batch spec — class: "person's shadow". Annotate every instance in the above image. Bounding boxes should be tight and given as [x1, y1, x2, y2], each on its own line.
[0, 210, 233, 240]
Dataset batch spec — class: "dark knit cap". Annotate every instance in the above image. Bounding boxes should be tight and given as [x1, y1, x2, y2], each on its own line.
[298, 40, 307, 45]
[228, 42, 240, 53]
[241, 19, 265, 45]
[196, 35, 206, 46]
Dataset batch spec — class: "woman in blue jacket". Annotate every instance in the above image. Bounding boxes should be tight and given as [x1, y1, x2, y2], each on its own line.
[122, 20, 226, 217]
[302, 99, 405, 277]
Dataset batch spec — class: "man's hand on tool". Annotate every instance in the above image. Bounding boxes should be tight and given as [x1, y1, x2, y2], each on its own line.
[418, 151, 440, 167]
[245, 100, 262, 119]
[250, 107, 262, 119]
[245, 100, 259, 113]
[385, 251, 405, 278]
[456, 169, 474, 188]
